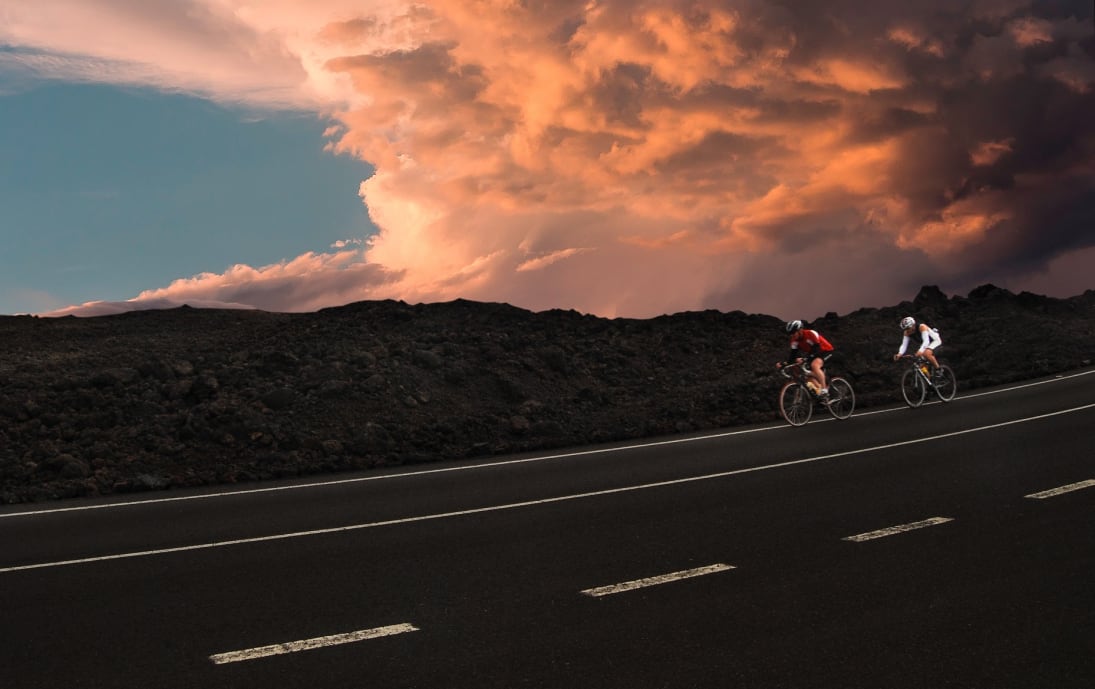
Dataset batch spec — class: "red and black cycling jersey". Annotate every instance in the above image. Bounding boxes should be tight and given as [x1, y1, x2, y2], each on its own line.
[787, 329, 834, 362]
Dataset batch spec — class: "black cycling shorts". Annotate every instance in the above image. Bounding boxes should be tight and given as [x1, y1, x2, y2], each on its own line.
[805, 351, 833, 364]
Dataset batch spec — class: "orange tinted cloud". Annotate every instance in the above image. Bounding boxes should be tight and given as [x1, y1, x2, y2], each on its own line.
[1009, 17, 1054, 47]
[887, 25, 946, 57]
[43, 249, 402, 316]
[9, 0, 1095, 318]
[970, 139, 1015, 166]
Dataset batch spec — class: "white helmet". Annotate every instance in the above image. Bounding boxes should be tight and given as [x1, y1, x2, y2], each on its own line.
[900, 316, 915, 329]
[786, 319, 803, 333]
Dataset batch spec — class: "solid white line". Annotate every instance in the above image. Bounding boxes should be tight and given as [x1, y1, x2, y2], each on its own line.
[3, 403, 1093, 574]
[957, 370, 1094, 399]
[581, 564, 735, 597]
[1025, 479, 1095, 499]
[843, 517, 953, 542]
[6, 369, 1091, 519]
[209, 623, 418, 665]
[0, 423, 789, 519]
[852, 368, 1095, 414]
[843, 368, 1095, 415]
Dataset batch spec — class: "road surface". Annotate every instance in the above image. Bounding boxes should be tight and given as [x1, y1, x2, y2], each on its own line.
[2, 368, 1093, 688]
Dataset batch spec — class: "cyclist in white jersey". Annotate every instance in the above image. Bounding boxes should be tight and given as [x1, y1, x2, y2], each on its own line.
[893, 316, 943, 373]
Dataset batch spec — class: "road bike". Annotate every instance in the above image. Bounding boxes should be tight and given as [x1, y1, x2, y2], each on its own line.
[776, 357, 855, 426]
[898, 355, 957, 407]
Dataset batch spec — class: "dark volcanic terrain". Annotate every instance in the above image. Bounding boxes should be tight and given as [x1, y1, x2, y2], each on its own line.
[1, 284, 1092, 505]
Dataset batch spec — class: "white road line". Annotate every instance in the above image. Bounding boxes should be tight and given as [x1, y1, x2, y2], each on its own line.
[1025, 479, 1095, 499]
[3, 403, 1093, 574]
[209, 623, 418, 665]
[820, 368, 1095, 416]
[5, 369, 1092, 520]
[956, 371, 1093, 399]
[581, 564, 735, 597]
[0, 424, 789, 519]
[843, 517, 954, 542]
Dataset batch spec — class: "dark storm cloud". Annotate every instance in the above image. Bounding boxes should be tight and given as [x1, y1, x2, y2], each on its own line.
[27, 0, 1091, 318]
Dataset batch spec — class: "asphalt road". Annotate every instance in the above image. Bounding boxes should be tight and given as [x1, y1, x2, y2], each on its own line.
[2, 368, 1094, 688]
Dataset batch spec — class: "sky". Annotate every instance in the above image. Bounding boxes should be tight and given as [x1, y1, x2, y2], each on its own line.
[1, 0, 1093, 321]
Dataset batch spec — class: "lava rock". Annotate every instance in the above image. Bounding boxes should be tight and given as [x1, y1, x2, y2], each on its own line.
[1, 286, 1093, 504]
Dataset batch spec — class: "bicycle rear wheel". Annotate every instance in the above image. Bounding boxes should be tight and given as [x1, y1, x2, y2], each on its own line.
[779, 382, 813, 426]
[901, 368, 926, 408]
[825, 377, 855, 420]
[932, 365, 957, 402]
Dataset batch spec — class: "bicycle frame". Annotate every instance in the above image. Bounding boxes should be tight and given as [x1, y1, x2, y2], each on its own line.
[899, 355, 957, 407]
[910, 355, 934, 384]
[777, 358, 855, 426]
[779, 360, 818, 389]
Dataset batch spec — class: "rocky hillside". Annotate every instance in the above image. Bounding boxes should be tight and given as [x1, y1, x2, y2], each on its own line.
[1, 284, 1092, 504]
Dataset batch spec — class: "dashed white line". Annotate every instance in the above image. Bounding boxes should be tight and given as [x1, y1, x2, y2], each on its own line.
[581, 563, 735, 597]
[843, 517, 954, 542]
[1025, 479, 1095, 499]
[209, 623, 418, 665]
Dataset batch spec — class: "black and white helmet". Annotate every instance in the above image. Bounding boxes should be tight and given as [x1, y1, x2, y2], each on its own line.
[900, 316, 915, 330]
[786, 319, 803, 333]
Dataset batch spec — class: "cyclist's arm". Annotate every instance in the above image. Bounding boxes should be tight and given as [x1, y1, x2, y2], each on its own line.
[897, 334, 911, 356]
[786, 335, 801, 363]
[918, 325, 932, 351]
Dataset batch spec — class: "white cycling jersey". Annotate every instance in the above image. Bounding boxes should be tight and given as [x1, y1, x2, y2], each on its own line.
[898, 322, 942, 356]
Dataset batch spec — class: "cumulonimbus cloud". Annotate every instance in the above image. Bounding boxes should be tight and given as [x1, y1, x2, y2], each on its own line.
[8, 0, 1094, 319]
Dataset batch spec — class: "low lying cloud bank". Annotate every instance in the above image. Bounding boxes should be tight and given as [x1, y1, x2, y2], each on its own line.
[42, 298, 257, 319]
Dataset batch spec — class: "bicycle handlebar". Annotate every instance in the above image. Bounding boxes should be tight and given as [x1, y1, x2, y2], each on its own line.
[776, 361, 809, 379]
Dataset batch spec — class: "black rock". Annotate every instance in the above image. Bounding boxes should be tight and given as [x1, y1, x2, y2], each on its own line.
[1, 286, 1093, 504]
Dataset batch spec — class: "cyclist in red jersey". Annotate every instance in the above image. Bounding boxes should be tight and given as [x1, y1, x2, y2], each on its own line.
[776, 319, 835, 400]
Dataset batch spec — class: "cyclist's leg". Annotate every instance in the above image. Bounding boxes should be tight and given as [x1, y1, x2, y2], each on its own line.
[924, 331, 942, 369]
[810, 355, 827, 391]
[799, 359, 816, 386]
[923, 347, 939, 370]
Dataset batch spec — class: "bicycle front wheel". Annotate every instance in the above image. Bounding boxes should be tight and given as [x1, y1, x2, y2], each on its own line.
[901, 368, 926, 408]
[779, 382, 813, 426]
[825, 377, 855, 420]
[933, 365, 957, 402]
